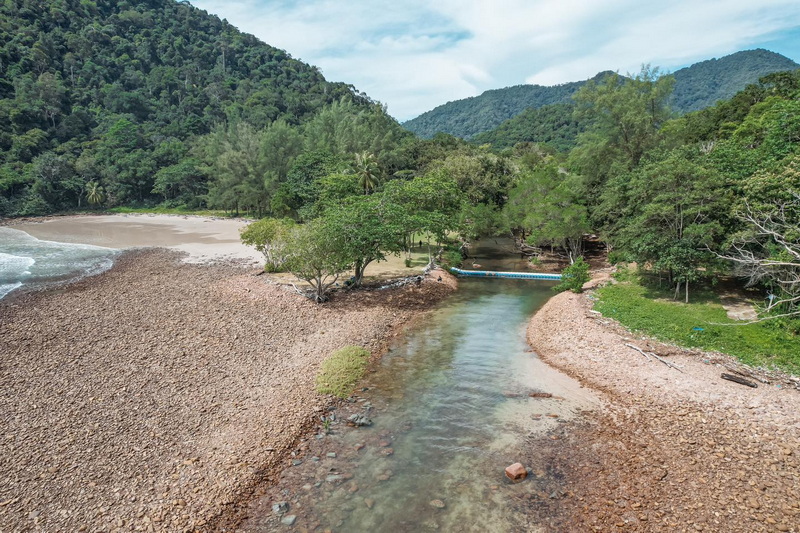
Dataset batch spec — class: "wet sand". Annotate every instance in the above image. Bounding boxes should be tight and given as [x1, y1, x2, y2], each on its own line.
[0, 249, 456, 532]
[10, 214, 263, 264]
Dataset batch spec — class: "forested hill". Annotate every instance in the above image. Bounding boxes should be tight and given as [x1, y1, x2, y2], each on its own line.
[405, 49, 798, 140]
[671, 49, 799, 113]
[402, 71, 614, 140]
[1, 0, 401, 215]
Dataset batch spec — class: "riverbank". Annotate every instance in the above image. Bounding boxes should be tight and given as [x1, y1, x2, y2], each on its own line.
[0, 249, 455, 532]
[526, 274, 800, 532]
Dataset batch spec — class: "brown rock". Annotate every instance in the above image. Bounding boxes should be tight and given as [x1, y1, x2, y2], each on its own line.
[505, 463, 527, 481]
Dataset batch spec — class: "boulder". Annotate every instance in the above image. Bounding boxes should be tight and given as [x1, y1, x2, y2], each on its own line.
[505, 462, 527, 481]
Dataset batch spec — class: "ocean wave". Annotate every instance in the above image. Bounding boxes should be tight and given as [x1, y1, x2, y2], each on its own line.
[0, 228, 120, 300]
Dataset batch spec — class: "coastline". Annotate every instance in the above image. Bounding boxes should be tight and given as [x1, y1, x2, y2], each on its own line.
[525, 274, 800, 531]
[0, 249, 456, 532]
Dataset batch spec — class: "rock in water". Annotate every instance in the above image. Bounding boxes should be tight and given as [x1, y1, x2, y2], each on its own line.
[505, 462, 528, 481]
[430, 499, 446, 508]
[348, 413, 373, 426]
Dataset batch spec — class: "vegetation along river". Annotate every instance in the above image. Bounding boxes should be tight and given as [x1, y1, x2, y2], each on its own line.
[242, 241, 599, 532]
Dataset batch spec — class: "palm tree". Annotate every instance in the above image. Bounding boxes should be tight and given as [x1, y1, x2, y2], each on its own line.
[354, 151, 380, 194]
[86, 181, 105, 207]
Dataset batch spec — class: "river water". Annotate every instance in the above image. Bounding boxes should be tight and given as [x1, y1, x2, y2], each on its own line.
[243, 241, 598, 532]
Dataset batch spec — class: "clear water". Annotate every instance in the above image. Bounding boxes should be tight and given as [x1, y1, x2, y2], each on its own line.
[0, 227, 120, 300]
[244, 240, 597, 532]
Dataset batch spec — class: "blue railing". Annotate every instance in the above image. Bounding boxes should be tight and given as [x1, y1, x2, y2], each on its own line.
[449, 267, 561, 280]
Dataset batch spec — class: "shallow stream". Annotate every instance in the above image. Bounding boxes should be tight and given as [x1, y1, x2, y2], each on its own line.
[244, 241, 599, 532]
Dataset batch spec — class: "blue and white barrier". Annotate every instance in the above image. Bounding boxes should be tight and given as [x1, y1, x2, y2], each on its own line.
[449, 267, 561, 280]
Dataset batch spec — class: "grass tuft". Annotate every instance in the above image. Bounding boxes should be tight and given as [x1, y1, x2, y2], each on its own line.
[315, 346, 371, 398]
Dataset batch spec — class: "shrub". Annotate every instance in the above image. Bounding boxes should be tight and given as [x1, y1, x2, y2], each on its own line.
[315, 346, 371, 398]
[553, 257, 590, 293]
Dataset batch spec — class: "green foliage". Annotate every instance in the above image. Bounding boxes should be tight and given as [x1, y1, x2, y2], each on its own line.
[595, 281, 800, 374]
[471, 103, 585, 152]
[315, 346, 371, 398]
[283, 219, 353, 302]
[504, 163, 589, 262]
[403, 72, 612, 139]
[404, 50, 797, 145]
[0, 0, 376, 215]
[670, 49, 799, 113]
[239, 217, 296, 272]
[553, 257, 590, 293]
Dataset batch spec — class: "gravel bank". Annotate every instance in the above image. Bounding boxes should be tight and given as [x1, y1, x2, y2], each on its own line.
[0, 250, 455, 532]
[525, 275, 800, 532]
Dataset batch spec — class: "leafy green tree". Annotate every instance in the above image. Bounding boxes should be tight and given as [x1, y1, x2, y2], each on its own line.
[239, 217, 296, 272]
[283, 219, 352, 302]
[605, 149, 729, 301]
[552, 257, 590, 293]
[504, 164, 590, 263]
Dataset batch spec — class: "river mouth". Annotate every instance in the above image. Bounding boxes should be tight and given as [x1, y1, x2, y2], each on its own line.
[240, 241, 599, 532]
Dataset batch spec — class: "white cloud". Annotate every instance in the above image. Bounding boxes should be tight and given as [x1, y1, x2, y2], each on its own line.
[191, 0, 800, 120]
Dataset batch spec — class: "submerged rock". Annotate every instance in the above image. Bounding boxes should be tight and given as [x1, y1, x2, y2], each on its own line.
[505, 463, 528, 481]
[348, 414, 373, 427]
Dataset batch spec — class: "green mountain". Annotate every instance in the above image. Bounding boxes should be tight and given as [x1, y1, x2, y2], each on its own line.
[0, 0, 391, 215]
[671, 49, 799, 113]
[402, 72, 614, 140]
[470, 103, 583, 151]
[405, 49, 799, 141]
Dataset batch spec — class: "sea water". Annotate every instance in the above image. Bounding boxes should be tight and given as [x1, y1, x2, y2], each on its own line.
[0, 227, 120, 300]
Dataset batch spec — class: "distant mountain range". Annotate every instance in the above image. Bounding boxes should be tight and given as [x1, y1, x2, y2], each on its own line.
[403, 49, 799, 140]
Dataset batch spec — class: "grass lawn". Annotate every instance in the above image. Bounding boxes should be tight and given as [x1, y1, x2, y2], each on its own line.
[594, 279, 800, 375]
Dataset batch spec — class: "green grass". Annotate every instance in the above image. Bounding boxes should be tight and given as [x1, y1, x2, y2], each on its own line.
[315, 346, 371, 398]
[107, 206, 235, 217]
[594, 281, 800, 375]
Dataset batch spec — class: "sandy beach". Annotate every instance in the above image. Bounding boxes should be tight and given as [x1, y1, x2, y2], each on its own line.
[0, 246, 455, 532]
[8, 214, 264, 265]
[524, 275, 800, 532]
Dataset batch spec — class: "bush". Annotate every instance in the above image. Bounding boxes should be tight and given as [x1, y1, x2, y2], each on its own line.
[553, 257, 590, 293]
[315, 346, 371, 398]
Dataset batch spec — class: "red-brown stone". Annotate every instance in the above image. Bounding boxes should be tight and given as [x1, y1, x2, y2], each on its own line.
[505, 462, 527, 481]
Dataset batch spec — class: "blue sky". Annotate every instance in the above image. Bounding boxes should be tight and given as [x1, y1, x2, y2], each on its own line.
[191, 0, 800, 121]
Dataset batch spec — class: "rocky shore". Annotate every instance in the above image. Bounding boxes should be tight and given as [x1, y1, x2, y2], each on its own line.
[525, 275, 800, 532]
[0, 249, 455, 532]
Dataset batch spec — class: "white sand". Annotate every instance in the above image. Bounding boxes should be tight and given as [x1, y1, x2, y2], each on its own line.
[11, 214, 263, 264]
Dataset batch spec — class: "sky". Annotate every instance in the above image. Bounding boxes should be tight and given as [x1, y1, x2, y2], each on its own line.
[190, 0, 800, 122]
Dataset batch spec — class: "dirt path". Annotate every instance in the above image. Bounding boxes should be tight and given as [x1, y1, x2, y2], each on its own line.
[524, 275, 800, 532]
[0, 250, 454, 532]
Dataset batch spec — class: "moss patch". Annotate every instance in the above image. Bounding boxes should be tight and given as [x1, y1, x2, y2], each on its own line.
[315, 346, 371, 398]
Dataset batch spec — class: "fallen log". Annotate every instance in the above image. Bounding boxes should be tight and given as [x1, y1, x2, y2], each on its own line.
[721, 373, 758, 388]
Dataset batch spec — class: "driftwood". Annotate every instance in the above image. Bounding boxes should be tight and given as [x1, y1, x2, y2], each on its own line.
[722, 363, 770, 385]
[721, 373, 758, 388]
[625, 343, 684, 373]
[625, 343, 652, 361]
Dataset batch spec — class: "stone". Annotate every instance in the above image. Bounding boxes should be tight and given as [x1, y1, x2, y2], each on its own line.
[505, 462, 528, 481]
[364, 498, 375, 509]
[429, 499, 446, 508]
[529, 392, 553, 398]
[272, 502, 289, 515]
[348, 414, 373, 427]
[326, 452, 336, 458]
[280, 514, 297, 526]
